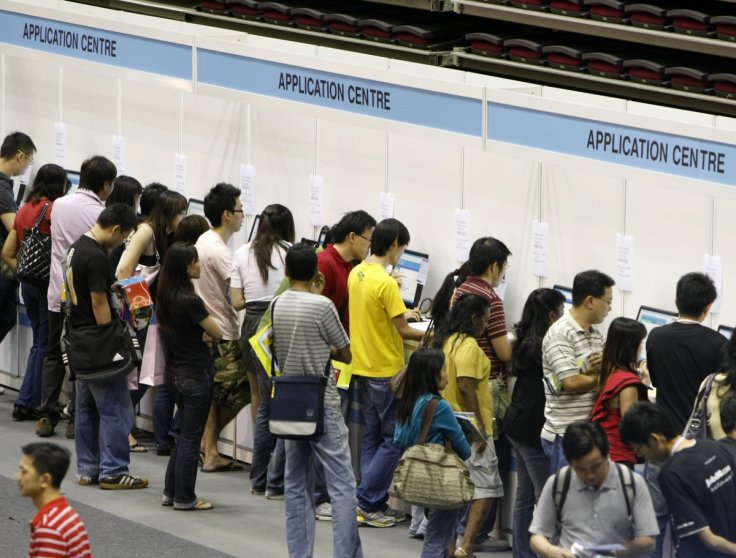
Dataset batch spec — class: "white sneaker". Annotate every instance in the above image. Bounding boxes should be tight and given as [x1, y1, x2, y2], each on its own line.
[315, 502, 333, 521]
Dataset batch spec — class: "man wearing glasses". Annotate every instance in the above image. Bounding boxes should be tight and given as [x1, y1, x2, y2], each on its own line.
[541, 270, 615, 472]
[0, 132, 36, 352]
[530, 420, 658, 558]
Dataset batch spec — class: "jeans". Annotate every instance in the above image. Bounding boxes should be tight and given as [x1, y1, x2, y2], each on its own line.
[38, 310, 74, 421]
[164, 375, 213, 507]
[16, 282, 49, 409]
[75, 375, 134, 479]
[508, 436, 551, 558]
[541, 435, 569, 474]
[250, 371, 285, 493]
[284, 404, 363, 558]
[423, 507, 462, 558]
[0, 275, 17, 344]
[153, 380, 179, 449]
[354, 377, 403, 512]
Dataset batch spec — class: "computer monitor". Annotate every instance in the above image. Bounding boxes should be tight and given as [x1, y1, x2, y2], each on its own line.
[247, 214, 261, 242]
[14, 182, 26, 206]
[301, 237, 318, 248]
[187, 198, 205, 218]
[718, 325, 734, 340]
[553, 285, 573, 313]
[65, 170, 81, 195]
[394, 249, 429, 308]
[636, 306, 678, 335]
[317, 226, 329, 249]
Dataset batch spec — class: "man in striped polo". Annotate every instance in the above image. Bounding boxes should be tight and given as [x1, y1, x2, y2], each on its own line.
[17, 442, 91, 558]
[541, 270, 615, 473]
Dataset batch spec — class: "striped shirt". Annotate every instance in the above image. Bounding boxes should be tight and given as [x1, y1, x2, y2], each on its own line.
[452, 277, 508, 380]
[272, 289, 350, 408]
[541, 311, 605, 441]
[29, 497, 91, 558]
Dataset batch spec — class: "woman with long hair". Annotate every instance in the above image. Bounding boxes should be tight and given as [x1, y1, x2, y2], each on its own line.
[591, 317, 648, 467]
[231, 203, 294, 498]
[433, 293, 503, 558]
[504, 288, 565, 558]
[105, 175, 143, 211]
[1, 164, 68, 421]
[702, 332, 736, 439]
[157, 242, 222, 510]
[395, 348, 471, 558]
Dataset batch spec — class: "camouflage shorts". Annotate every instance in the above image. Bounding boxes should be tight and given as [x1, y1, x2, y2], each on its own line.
[211, 340, 250, 410]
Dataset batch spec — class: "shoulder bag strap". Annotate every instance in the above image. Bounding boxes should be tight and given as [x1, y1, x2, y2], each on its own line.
[418, 397, 440, 446]
[270, 296, 279, 377]
[554, 466, 572, 535]
[30, 203, 50, 230]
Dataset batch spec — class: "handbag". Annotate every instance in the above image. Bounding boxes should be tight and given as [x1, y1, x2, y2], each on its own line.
[16, 203, 52, 283]
[139, 321, 167, 386]
[392, 398, 474, 509]
[267, 297, 329, 440]
[683, 372, 717, 439]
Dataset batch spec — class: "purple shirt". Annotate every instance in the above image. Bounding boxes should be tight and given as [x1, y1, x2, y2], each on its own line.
[47, 189, 104, 312]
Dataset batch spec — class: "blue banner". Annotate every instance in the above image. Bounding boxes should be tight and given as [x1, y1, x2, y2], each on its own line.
[0, 10, 192, 80]
[198, 49, 482, 136]
[489, 103, 733, 186]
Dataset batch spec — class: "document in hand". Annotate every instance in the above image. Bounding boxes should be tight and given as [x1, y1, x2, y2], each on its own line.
[454, 412, 484, 442]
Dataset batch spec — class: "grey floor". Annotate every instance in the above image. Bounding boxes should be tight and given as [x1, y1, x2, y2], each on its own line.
[0, 392, 514, 558]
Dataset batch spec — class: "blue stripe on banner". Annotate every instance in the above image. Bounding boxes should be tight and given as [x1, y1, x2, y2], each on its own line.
[488, 103, 734, 186]
[198, 49, 482, 136]
[0, 10, 192, 80]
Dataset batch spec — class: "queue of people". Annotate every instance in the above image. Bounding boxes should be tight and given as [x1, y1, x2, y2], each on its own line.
[2, 128, 736, 558]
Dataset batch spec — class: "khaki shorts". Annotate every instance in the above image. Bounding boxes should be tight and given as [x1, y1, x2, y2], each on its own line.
[211, 340, 250, 410]
[467, 437, 504, 500]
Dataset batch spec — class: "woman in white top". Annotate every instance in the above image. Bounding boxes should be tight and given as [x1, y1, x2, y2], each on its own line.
[231, 204, 294, 497]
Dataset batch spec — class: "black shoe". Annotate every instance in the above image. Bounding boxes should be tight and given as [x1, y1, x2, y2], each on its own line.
[12, 404, 35, 421]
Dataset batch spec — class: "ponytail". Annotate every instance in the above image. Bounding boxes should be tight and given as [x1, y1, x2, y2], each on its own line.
[429, 262, 471, 328]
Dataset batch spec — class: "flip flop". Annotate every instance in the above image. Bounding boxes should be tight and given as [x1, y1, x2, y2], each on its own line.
[200, 461, 244, 473]
[129, 442, 148, 453]
[175, 500, 214, 511]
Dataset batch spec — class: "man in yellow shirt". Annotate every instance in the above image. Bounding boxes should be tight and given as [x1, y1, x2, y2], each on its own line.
[348, 218, 424, 528]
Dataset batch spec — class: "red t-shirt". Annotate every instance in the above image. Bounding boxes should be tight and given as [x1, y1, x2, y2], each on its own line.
[29, 496, 91, 558]
[14, 199, 53, 244]
[317, 244, 355, 333]
[452, 276, 508, 380]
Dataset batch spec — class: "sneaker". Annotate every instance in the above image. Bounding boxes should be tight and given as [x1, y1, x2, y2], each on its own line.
[60, 404, 72, 420]
[266, 491, 285, 500]
[250, 487, 266, 496]
[78, 476, 99, 486]
[315, 502, 333, 521]
[99, 473, 149, 490]
[473, 536, 511, 553]
[382, 506, 408, 523]
[162, 494, 174, 507]
[36, 417, 54, 438]
[356, 507, 396, 528]
[65, 420, 75, 439]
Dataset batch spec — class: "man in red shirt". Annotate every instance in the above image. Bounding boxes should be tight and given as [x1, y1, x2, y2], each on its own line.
[17, 442, 92, 558]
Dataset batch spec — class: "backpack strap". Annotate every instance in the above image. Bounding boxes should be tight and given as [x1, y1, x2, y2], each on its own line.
[615, 462, 637, 539]
[552, 466, 572, 542]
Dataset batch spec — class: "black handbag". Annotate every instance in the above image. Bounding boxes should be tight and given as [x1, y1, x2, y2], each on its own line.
[16, 203, 52, 283]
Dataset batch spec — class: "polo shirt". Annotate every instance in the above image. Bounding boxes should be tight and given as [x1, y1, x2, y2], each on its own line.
[318, 244, 354, 333]
[29, 496, 91, 558]
[194, 230, 239, 340]
[530, 460, 659, 550]
[541, 311, 605, 441]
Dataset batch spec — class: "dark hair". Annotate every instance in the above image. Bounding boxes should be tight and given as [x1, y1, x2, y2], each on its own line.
[396, 348, 446, 425]
[571, 270, 615, 307]
[204, 182, 241, 227]
[619, 401, 679, 446]
[79, 155, 116, 195]
[720, 392, 736, 435]
[175, 214, 210, 244]
[145, 190, 187, 260]
[106, 176, 143, 209]
[717, 331, 736, 393]
[140, 182, 168, 217]
[675, 272, 717, 317]
[97, 203, 138, 233]
[253, 204, 295, 283]
[24, 164, 68, 204]
[285, 242, 318, 282]
[21, 442, 70, 489]
[327, 210, 377, 244]
[0, 131, 36, 159]
[562, 420, 610, 462]
[511, 288, 566, 377]
[431, 237, 512, 327]
[370, 218, 410, 257]
[598, 317, 646, 390]
[156, 242, 199, 334]
[432, 293, 490, 353]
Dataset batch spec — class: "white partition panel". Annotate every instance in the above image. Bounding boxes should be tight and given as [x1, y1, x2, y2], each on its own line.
[713, 196, 736, 327]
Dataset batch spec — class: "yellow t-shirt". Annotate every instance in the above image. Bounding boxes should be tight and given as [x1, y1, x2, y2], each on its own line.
[441, 333, 493, 436]
[348, 262, 407, 378]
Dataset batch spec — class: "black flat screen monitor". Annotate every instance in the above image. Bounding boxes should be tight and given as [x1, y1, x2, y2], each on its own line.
[187, 198, 205, 218]
[636, 306, 678, 334]
[718, 325, 734, 340]
[553, 284, 573, 313]
[65, 170, 81, 195]
[247, 214, 261, 242]
[394, 249, 429, 308]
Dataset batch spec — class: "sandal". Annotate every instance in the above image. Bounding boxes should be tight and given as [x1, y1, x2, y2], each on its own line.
[129, 442, 148, 453]
[454, 548, 471, 558]
[175, 499, 213, 511]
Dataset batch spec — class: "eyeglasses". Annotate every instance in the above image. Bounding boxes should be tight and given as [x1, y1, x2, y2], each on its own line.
[231, 209, 244, 214]
[594, 296, 613, 306]
[356, 233, 371, 242]
[17, 150, 34, 164]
